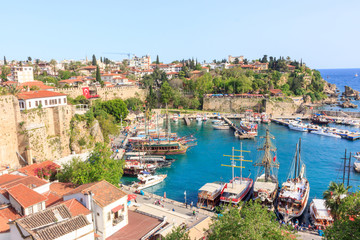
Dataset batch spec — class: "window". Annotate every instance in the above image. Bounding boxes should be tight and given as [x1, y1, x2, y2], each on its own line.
[64, 98, 67, 103]
[55, 99, 57, 104]
[29, 101, 31, 108]
[97, 212, 100, 216]
[45, 100, 48, 105]
[37, 203, 42, 211]
[59, 98, 61, 104]
[28, 206, 33, 214]
[35, 101, 38, 107]
[80, 198, 83, 203]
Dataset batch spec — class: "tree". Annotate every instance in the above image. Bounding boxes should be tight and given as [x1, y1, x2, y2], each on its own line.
[125, 97, 143, 111]
[325, 191, 360, 240]
[92, 54, 97, 66]
[100, 99, 129, 122]
[49, 59, 57, 75]
[234, 58, 239, 64]
[3, 56, 7, 65]
[56, 143, 124, 185]
[160, 81, 173, 104]
[156, 55, 160, 64]
[0, 66, 10, 81]
[27, 56, 32, 62]
[323, 181, 351, 221]
[261, 55, 268, 63]
[208, 201, 293, 240]
[165, 226, 190, 240]
[96, 65, 102, 83]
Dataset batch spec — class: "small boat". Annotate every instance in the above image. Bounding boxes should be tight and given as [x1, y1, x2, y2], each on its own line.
[261, 112, 271, 124]
[311, 129, 341, 138]
[355, 73, 358, 77]
[123, 161, 157, 176]
[196, 114, 203, 122]
[311, 114, 333, 125]
[354, 153, 360, 172]
[278, 138, 310, 222]
[213, 124, 230, 130]
[309, 199, 334, 228]
[172, 114, 179, 122]
[203, 114, 208, 121]
[220, 144, 253, 205]
[239, 121, 258, 136]
[288, 121, 308, 132]
[234, 131, 255, 139]
[132, 172, 167, 190]
[197, 182, 225, 211]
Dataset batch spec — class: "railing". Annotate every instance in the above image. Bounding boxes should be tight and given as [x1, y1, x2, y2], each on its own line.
[113, 215, 124, 226]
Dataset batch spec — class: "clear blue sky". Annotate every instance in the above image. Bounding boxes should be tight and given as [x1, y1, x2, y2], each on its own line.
[1, 0, 359, 69]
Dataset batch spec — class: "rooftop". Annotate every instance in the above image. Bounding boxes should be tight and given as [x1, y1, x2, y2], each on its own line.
[64, 180, 127, 207]
[8, 183, 47, 208]
[17, 160, 60, 177]
[17, 90, 67, 100]
[59, 199, 92, 216]
[0, 207, 21, 233]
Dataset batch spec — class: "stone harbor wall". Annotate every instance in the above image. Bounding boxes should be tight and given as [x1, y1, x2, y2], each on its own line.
[0, 95, 75, 169]
[54, 86, 146, 100]
[203, 97, 264, 113]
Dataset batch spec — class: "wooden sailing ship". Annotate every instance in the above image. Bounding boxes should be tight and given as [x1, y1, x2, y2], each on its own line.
[277, 138, 310, 222]
[220, 144, 253, 205]
[253, 129, 279, 211]
[197, 182, 225, 211]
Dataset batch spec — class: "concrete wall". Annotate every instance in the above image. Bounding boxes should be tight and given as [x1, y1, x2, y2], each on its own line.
[321, 110, 360, 118]
[54, 86, 146, 100]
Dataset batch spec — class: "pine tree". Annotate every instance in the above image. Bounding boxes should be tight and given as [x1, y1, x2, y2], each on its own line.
[92, 54, 97, 66]
[156, 55, 159, 64]
[96, 65, 101, 82]
[100, 57, 103, 63]
[3, 56, 7, 65]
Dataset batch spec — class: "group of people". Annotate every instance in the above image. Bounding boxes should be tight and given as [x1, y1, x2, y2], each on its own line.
[279, 219, 325, 236]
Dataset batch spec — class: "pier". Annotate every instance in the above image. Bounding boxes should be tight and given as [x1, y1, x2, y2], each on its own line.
[184, 116, 191, 126]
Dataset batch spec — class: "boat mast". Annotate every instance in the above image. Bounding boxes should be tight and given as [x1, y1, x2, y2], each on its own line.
[348, 152, 351, 187]
[298, 138, 301, 178]
[343, 149, 347, 185]
[240, 143, 243, 184]
[294, 143, 298, 178]
[232, 147, 235, 189]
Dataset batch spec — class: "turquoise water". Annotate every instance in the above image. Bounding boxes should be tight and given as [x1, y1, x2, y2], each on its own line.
[123, 69, 360, 205]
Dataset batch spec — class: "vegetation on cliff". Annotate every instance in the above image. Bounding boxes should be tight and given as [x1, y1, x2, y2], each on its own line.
[57, 143, 124, 185]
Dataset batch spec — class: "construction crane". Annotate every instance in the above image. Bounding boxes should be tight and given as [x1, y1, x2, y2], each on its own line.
[102, 52, 135, 60]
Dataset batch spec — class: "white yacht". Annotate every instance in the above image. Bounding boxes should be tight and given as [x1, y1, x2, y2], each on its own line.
[288, 122, 308, 132]
[311, 129, 341, 138]
[132, 173, 167, 190]
[354, 153, 360, 172]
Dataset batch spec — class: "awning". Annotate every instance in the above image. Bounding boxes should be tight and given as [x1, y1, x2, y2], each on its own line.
[127, 194, 137, 201]
[111, 205, 124, 213]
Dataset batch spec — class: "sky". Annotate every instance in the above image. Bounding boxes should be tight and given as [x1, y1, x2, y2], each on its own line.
[1, 0, 359, 69]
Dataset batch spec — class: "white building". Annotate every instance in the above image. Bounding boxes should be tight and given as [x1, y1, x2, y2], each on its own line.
[63, 180, 128, 240]
[17, 90, 67, 110]
[129, 55, 151, 70]
[11, 66, 34, 83]
[228, 55, 244, 63]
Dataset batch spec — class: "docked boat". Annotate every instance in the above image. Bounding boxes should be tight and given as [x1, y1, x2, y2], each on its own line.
[123, 161, 157, 176]
[197, 182, 225, 211]
[277, 138, 310, 222]
[354, 154, 360, 172]
[311, 114, 333, 125]
[133, 141, 189, 155]
[311, 129, 341, 138]
[132, 172, 167, 190]
[239, 121, 258, 136]
[213, 122, 230, 130]
[220, 145, 253, 205]
[288, 121, 308, 132]
[309, 199, 334, 228]
[203, 114, 208, 121]
[234, 131, 255, 139]
[261, 112, 271, 124]
[172, 114, 179, 122]
[196, 114, 203, 122]
[253, 129, 279, 211]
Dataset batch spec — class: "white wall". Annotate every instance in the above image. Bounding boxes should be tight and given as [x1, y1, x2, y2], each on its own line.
[10, 223, 30, 240]
[54, 224, 94, 240]
[34, 182, 50, 194]
[9, 195, 22, 215]
[20, 96, 67, 110]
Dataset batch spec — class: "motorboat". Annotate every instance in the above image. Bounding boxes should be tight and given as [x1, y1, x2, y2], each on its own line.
[213, 123, 230, 130]
[196, 114, 203, 122]
[354, 153, 360, 172]
[172, 114, 179, 122]
[311, 129, 341, 138]
[132, 172, 167, 190]
[309, 199, 334, 228]
[203, 114, 208, 121]
[288, 122, 308, 132]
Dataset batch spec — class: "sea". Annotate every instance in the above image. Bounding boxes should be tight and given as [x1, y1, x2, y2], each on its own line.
[122, 68, 360, 207]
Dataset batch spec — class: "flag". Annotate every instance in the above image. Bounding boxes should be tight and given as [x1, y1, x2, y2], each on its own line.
[273, 156, 277, 162]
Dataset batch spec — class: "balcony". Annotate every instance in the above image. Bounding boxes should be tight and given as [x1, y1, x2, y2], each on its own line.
[113, 215, 124, 226]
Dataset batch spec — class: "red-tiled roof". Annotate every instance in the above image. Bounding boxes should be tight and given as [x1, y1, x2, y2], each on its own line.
[8, 184, 47, 208]
[17, 90, 67, 100]
[59, 79, 84, 84]
[81, 66, 97, 70]
[60, 199, 91, 216]
[0, 174, 23, 186]
[19, 81, 55, 90]
[49, 182, 77, 197]
[64, 180, 127, 207]
[43, 191, 62, 207]
[269, 89, 282, 94]
[0, 207, 21, 233]
[0, 175, 47, 195]
[17, 161, 60, 177]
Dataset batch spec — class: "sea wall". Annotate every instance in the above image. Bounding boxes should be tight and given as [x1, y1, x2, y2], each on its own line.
[321, 110, 360, 118]
[54, 86, 146, 100]
[203, 97, 264, 113]
[264, 100, 299, 117]
[0, 95, 75, 169]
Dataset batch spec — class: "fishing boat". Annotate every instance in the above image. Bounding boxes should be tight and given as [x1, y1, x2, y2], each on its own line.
[123, 161, 157, 176]
[309, 199, 334, 228]
[311, 129, 341, 138]
[132, 172, 167, 190]
[220, 144, 253, 205]
[277, 138, 310, 222]
[311, 114, 332, 125]
[197, 182, 225, 211]
[288, 121, 308, 132]
[261, 112, 271, 124]
[253, 129, 279, 211]
[133, 141, 188, 155]
[239, 121, 258, 136]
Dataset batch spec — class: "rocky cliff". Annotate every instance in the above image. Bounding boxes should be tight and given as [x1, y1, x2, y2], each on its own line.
[70, 119, 104, 154]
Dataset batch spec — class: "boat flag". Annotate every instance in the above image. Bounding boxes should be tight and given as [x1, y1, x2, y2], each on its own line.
[273, 156, 277, 162]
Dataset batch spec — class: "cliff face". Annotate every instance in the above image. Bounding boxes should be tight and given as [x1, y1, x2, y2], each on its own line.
[70, 119, 104, 154]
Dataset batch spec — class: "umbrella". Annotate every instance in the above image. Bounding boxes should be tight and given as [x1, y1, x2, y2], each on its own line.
[127, 194, 137, 201]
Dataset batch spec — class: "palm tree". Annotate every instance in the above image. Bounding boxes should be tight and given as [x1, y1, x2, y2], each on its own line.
[49, 59, 57, 76]
[7, 85, 21, 96]
[323, 181, 351, 220]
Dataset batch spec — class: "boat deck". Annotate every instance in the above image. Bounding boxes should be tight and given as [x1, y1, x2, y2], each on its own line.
[254, 181, 277, 192]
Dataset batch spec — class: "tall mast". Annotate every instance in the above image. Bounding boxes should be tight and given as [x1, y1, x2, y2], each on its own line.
[298, 138, 301, 178]
[254, 129, 278, 182]
[294, 143, 298, 178]
[343, 149, 347, 185]
[240, 143, 243, 184]
[347, 152, 351, 187]
[232, 147, 235, 188]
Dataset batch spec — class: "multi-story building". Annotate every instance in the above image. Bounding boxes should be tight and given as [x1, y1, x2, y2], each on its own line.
[17, 91, 67, 110]
[228, 55, 244, 63]
[11, 66, 34, 83]
[129, 55, 151, 70]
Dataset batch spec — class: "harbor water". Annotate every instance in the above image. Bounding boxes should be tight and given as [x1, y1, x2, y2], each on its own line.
[122, 68, 360, 205]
